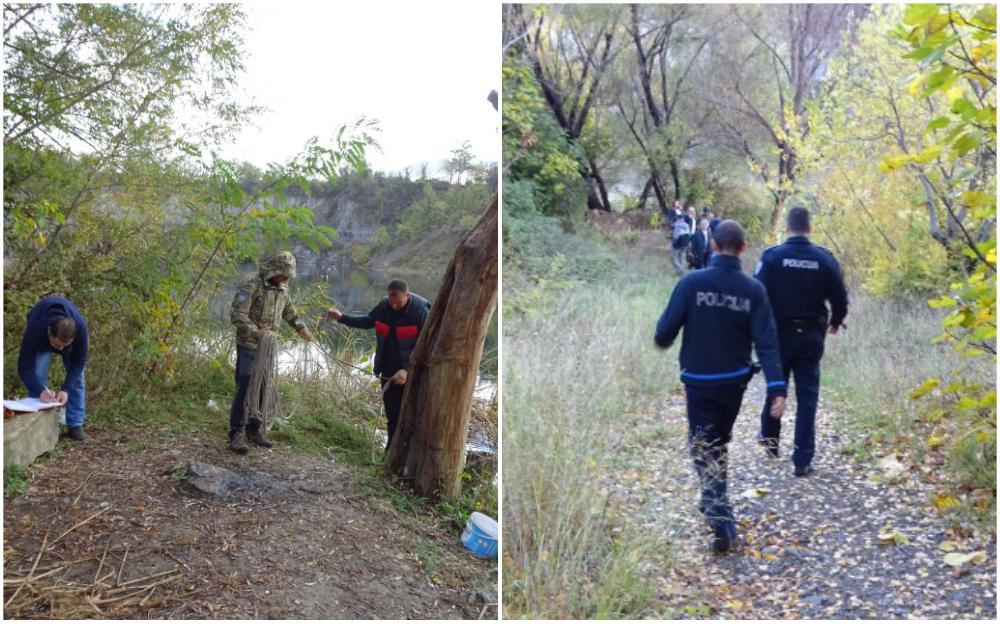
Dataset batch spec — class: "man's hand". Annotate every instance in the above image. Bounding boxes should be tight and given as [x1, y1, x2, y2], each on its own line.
[298, 327, 313, 342]
[391, 369, 408, 385]
[256, 325, 272, 340]
[770, 396, 786, 419]
[55, 391, 68, 406]
[40, 388, 57, 403]
[827, 324, 839, 335]
[327, 308, 342, 321]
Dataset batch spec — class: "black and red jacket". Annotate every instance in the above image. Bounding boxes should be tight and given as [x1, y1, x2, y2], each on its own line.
[338, 293, 431, 377]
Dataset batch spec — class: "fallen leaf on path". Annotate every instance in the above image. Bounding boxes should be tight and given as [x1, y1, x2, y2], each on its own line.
[943, 551, 986, 567]
[932, 493, 960, 511]
[878, 527, 910, 546]
[741, 487, 770, 499]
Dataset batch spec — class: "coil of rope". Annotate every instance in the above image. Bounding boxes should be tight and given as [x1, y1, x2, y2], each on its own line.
[244, 330, 279, 432]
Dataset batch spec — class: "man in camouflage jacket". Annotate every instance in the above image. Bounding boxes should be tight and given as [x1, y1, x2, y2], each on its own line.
[228, 251, 312, 454]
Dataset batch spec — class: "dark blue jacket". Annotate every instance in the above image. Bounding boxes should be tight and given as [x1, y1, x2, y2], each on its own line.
[754, 235, 849, 329]
[17, 297, 89, 397]
[339, 293, 431, 377]
[689, 228, 711, 269]
[655, 255, 786, 398]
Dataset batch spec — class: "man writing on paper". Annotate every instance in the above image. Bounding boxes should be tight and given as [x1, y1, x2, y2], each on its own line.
[17, 296, 90, 441]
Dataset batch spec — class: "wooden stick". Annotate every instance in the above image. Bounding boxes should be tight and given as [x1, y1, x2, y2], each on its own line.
[116, 566, 180, 588]
[138, 586, 157, 607]
[68, 472, 95, 495]
[10, 555, 94, 575]
[163, 551, 191, 573]
[105, 573, 182, 596]
[115, 545, 129, 586]
[93, 536, 112, 584]
[5, 530, 49, 608]
[4, 561, 80, 585]
[85, 593, 106, 616]
[49, 506, 111, 547]
[91, 588, 148, 604]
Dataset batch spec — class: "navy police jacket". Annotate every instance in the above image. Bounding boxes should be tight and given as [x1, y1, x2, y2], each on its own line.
[754, 235, 848, 329]
[339, 293, 431, 377]
[655, 255, 786, 398]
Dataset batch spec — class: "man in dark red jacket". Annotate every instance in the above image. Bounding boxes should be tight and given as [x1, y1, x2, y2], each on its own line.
[328, 279, 431, 450]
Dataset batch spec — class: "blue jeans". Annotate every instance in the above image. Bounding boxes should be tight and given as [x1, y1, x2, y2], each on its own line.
[34, 351, 86, 428]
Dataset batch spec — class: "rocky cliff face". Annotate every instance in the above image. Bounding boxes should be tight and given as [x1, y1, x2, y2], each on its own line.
[276, 174, 454, 277]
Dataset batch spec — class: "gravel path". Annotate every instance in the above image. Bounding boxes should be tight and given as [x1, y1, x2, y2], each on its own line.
[610, 377, 997, 619]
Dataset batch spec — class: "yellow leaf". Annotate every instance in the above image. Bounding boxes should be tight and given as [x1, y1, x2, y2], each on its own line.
[909, 377, 940, 399]
[945, 86, 964, 102]
[927, 435, 944, 448]
[878, 528, 910, 545]
[913, 144, 943, 164]
[943, 551, 987, 566]
[939, 540, 957, 552]
[933, 493, 961, 510]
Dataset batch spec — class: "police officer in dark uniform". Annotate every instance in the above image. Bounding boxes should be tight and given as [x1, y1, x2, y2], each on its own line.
[754, 206, 848, 476]
[655, 220, 787, 552]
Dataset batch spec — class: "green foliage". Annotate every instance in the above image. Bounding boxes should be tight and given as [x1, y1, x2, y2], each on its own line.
[503, 60, 589, 218]
[370, 151, 495, 256]
[2, 5, 380, 414]
[867, 223, 954, 298]
[4, 465, 29, 499]
[885, 3, 996, 508]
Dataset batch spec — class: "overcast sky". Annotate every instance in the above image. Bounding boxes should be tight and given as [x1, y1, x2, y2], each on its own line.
[222, 2, 499, 176]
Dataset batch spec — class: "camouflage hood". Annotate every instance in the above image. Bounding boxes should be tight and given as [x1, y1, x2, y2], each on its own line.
[259, 251, 297, 283]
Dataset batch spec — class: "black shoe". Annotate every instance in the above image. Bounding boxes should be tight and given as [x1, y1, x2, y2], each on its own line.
[757, 433, 778, 458]
[248, 429, 273, 448]
[711, 521, 737, 553]
[794, 464, 814, 477]
[67, 426, 87, 442]
[229, 432, 249, 454]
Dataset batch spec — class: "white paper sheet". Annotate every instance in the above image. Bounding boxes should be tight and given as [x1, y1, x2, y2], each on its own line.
[3, 398, 64, 413]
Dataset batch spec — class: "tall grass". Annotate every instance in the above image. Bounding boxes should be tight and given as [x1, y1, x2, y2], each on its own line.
[503, 259, 683, 619]
[821, 293, 996, 522]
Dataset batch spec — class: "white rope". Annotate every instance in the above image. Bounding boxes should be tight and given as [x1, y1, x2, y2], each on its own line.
[244, 331, 279, 432]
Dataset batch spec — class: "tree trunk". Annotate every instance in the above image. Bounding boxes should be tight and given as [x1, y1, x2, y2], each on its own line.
[669, 157, 683, 202]
[637, 176, 653, 210]
[770, 194, 786, 244]
[388, 196, 499, 499]
[587, 156, 612, 211]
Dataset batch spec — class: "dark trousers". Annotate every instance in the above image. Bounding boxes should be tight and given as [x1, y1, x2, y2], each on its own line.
[760, 326, 825, 468]
[381, 380, 404, 451]
[229, 345, 262, 438]
[685, 383, 746, 530]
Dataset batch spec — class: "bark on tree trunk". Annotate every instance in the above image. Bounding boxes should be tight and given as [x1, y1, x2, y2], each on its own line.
[637, 176, 653, 210]
[669, 157, 683, 202]
[388, 196, 499, 499]
[770, 194, 786, 244]
[588, 156, 612, 211]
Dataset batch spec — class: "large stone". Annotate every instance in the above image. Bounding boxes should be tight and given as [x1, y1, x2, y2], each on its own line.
[3, 409, 60, 469]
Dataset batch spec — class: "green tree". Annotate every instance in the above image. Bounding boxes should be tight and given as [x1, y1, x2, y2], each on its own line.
[889, 3, 996, 492]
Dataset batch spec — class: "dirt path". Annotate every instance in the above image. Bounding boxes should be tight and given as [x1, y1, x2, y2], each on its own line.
[611, 374, 997, 619]
[603, 231, 996, 618]
[3, 429, 497, 619]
